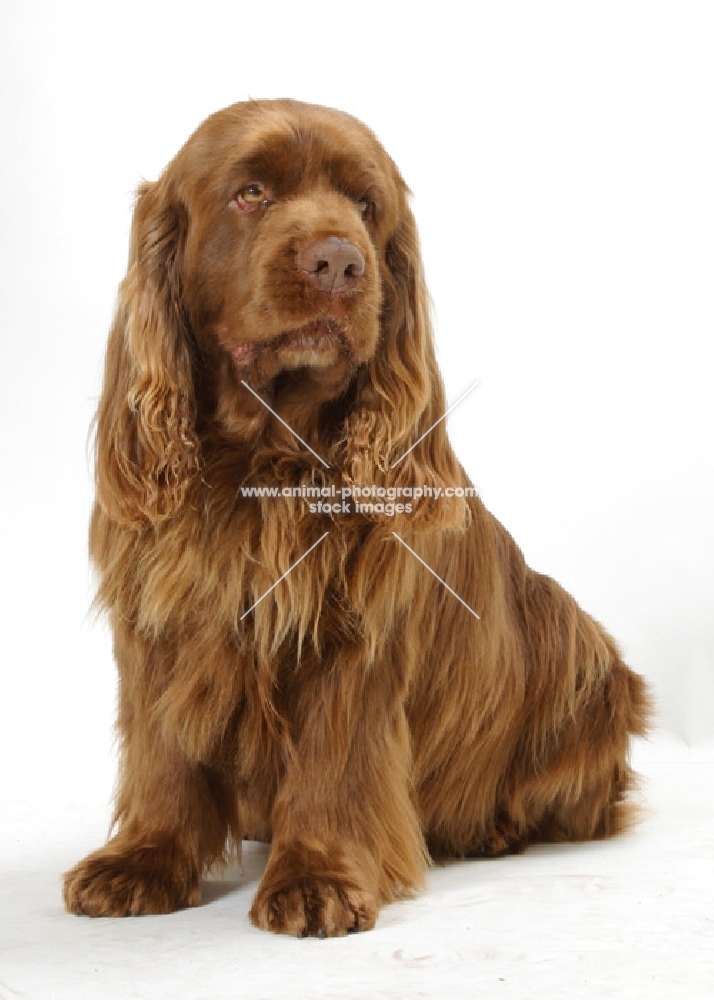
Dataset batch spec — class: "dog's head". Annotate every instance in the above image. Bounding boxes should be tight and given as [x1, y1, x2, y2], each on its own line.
[97, 100, 462, 524]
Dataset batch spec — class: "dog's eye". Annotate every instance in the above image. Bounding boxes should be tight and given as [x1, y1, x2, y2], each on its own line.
[232, 183, 269, 212]
[357, 198, 375, 221]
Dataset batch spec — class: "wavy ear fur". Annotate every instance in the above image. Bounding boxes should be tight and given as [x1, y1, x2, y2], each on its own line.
[94, 180, 200, 525]
[340, 202, 469, 532]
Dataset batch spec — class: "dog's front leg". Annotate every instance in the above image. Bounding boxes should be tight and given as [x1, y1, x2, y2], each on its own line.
[249, 648, 427, 937]
[63, 626, 239, 917]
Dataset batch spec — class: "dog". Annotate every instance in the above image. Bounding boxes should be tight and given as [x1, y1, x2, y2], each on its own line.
[63, 99, 651, 936]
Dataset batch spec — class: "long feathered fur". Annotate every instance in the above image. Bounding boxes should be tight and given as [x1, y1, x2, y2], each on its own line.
[64, 99, 651, 936]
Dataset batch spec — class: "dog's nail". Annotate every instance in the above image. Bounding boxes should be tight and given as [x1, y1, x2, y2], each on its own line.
[297, 928, 308, 939]
[317, 927, 327, 939]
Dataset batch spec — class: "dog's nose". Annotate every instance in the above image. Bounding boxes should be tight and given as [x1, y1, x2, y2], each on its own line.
[297, 237, 365, 293]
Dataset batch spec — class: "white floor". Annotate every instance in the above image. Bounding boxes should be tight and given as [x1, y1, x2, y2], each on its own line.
[1, 737, 712, 1000]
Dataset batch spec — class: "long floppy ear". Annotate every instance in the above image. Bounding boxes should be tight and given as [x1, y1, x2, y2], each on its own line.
[93, 180, 200, 525]
[340, 201, 469, 532]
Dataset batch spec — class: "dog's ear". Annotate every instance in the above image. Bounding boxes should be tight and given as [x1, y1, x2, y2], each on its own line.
[93, 180, 200, 525]
[341, 200, 469, 531]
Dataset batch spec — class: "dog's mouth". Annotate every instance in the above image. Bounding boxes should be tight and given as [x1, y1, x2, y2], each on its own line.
[230, 318, 348, 370]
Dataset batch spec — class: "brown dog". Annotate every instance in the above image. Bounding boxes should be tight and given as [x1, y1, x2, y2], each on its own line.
[63, 99, 650, 937]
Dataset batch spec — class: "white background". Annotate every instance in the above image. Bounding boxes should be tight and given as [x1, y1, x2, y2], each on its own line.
[1, 2, 713, 997]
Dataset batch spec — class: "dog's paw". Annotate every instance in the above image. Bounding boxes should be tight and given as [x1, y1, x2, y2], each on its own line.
[250, 876, 378, 937]
[465, 817, 527, 858]
[63, 840, 201, 917]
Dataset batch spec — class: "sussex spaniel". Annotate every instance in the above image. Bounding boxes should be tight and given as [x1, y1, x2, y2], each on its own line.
[63, 99, 651, 937]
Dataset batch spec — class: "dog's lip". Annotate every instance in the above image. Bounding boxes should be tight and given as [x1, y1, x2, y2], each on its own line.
[230, 318, 346, 366]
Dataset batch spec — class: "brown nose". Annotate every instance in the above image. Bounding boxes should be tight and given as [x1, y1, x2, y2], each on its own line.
[297, 237, 365, 293]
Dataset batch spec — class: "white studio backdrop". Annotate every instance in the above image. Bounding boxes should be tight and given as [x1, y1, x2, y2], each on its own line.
[1, 0, 713, 805]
